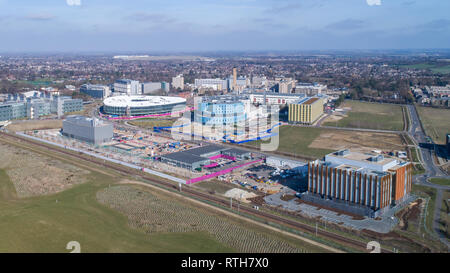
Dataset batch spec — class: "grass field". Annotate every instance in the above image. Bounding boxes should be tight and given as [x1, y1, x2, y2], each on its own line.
[0, 140, 326, 253]
[429, 178, 450, 186]
[417, 106, 450, 145]
[0, 168, 234, 252]
[6, 120, 62, 132]
[249, 126, 334, 159]
[249, 125, 405, 159]
[400, 63, 450, 74]
[411, 184, 438, 238]
[98, 184, 323, 253]
[440, 191, 449, 237]
[323, 101, 405, 131]
[129, 118, 175, 129]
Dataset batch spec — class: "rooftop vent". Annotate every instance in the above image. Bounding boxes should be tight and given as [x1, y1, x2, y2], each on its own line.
[370, 155, 384, 162]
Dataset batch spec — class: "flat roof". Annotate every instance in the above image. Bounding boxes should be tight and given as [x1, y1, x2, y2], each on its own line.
[161, 151, 210, 164]
[185, 144, 226, 156]
[303, 97, 320, 105]
[328, 150, 397, 166]
[222, 148, 251, 156]
[319, 161, 390, 177]
[103, 95, 186, 108]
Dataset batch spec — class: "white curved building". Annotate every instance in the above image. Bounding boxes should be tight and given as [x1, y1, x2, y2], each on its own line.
[103, 95, 186, 116]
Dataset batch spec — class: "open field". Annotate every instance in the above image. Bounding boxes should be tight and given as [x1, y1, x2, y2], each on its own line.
[98, 184, 321, 253]
[0, 143, 89, 198]
[128, 118, 175, 129]
[429, 178, 450, 187]
[440, 191, 449, 237]
[194, 179, 240, 195]
[417, 106, 450, 145]
[400, 63, 450, 74]
[250, 126, 405, 159]
[0, 171, 230, 252]
[323, 101, 405, 131]
[0, 140, 326, 253]
[6, 120, 62, 132]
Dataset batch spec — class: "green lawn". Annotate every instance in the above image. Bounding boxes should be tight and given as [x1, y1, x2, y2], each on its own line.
[429, 178, 450, 186]
[400, 63, 450, 74]
[129, 118, 175, 129]
[440, 191, 450, 237]
[0, 169, 232, 253]
[411, 184, 437, 236]
[250, 125, 335, 159]
[324, 101, 405, 131]
[417, 106, 450, 145]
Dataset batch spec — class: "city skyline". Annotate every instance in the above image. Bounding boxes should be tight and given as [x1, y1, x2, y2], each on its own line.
[0, 0, 449, 52]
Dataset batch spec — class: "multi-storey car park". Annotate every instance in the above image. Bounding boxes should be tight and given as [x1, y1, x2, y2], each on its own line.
[102, 95, 186, 117]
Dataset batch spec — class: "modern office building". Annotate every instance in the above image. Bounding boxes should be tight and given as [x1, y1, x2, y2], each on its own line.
[228, 76, 249, 92]
[305, 150, 412, 217]
[103, 95, 186, 117]
[62, 115, 113, 145]
[194, 96, 247, 126]
[0, 102, 27, 121]
[172, 74, 184, 90]
[51, 96, 83, 115]
[279, 78, 296, 93]
[251, 76, 268, 88]
[161, 81, 170, 92]
[0, 95, 82, 121]
[294, 83, 327, 96]
[114, 79, 141, 95]
[80, 84, 111, 99]
[249, 92, 306, 105]
[195, 78, 228, 91]
[141, 82, 162, 94]
[288, 97, 324, 124]
[27, 99, 52, 119]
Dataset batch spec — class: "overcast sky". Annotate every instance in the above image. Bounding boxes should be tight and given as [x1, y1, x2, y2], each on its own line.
[0, 0, 449, 52]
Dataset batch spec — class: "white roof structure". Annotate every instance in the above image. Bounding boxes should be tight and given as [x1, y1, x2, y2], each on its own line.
[103, 95, 186, 108]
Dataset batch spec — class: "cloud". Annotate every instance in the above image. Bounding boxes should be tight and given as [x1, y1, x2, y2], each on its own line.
[366, 0, 381, 6]
[66, 0, 81, 6]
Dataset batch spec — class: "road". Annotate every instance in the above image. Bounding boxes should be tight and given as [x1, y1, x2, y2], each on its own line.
[406, 104, 450, 250]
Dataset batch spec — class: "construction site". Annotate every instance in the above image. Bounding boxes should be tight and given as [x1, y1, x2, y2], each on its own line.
[23, 125, 301, 197]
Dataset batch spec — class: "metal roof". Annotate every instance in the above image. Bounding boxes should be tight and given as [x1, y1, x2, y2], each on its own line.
[184, 144, 227, 156]
[161, 151, 210, 164]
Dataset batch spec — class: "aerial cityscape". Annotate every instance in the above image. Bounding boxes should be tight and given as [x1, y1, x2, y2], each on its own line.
[0, 0, 448, 262]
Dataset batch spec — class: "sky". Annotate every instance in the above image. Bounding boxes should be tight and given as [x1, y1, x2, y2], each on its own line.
[0, 0, 449, 52]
